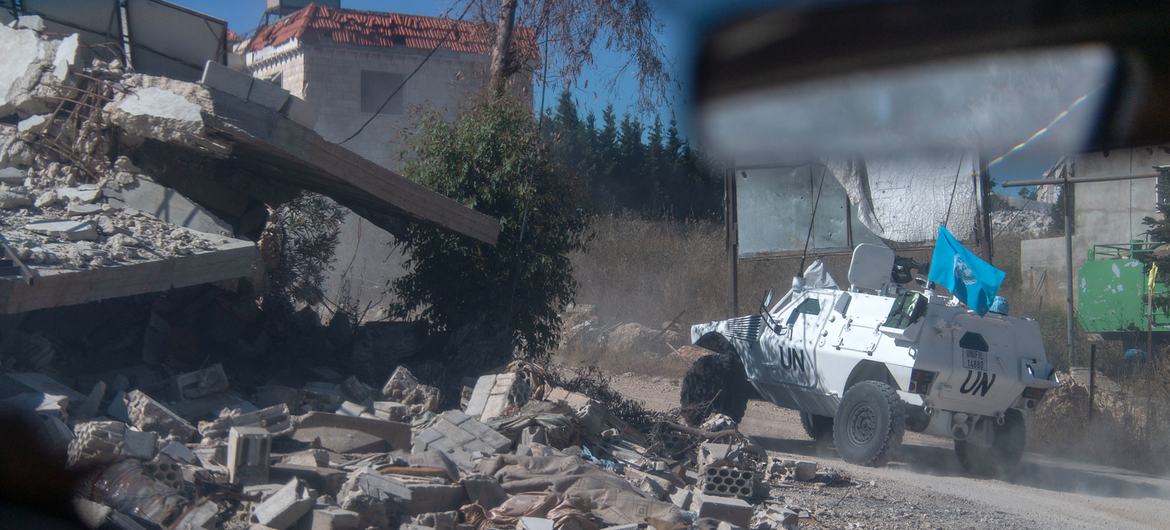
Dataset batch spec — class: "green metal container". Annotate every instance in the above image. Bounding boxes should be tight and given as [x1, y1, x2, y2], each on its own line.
[1077, 241, 1170, 333]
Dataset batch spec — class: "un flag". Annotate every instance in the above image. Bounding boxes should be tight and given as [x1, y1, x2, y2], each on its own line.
[927, 225, 1005, 315]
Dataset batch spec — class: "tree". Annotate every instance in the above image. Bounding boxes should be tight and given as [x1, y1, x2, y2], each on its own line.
[393, 98, 587, 362]
[470, 0, 672, 111]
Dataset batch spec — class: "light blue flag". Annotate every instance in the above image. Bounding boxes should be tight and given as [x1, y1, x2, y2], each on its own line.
[927, 225, 1005, 315]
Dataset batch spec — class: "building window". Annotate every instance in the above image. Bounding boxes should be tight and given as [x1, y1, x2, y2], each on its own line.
[360, 70, 404, 114]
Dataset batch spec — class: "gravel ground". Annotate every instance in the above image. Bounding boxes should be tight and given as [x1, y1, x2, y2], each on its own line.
[601, 371, 1170, 530]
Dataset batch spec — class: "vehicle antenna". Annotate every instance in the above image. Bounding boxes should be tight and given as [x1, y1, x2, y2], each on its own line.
[799, 165, 828, 274]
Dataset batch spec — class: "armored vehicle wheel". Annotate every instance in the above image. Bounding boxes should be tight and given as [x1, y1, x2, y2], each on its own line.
[800, 412, 834, 441]
[832, 381, 905, 466]
[955, 409, 1026, 476]
[680, 334, 749, 426]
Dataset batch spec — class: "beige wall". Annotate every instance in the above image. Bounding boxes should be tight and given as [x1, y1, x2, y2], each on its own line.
[247, 41, 532, 311]
[1018, 145, 1169, 308]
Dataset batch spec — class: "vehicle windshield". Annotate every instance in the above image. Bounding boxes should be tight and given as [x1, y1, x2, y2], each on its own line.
[0, 1, 1165, 527]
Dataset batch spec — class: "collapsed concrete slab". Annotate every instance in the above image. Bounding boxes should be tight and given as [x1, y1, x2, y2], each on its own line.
[291, 411, 411, 453]
[253, 478, 316, 529]
[413, 410, 511, 455]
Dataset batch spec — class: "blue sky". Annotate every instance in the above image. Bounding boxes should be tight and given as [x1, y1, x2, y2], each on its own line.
[175, 0, 693, 127]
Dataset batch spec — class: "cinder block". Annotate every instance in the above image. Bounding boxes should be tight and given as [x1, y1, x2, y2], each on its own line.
[228, 426, 271, 485]
[701, 466, 755, 498]
[696, 494, 753, 528]
[200, 60, 253, 100]
[310, 507, 360, 530]
[248, 77, 291, 112]
[252, 478, 316, 529]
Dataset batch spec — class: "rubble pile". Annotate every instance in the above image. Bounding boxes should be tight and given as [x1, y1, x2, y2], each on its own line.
[558, 305, 697, 366]
[0, 22, 242, 272]
[0, 356, 856, 529]
[990, 208, 1054, 239]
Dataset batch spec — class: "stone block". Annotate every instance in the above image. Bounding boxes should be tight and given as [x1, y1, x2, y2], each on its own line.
[175, 363, 230, 400]
[172, 497, 218, 529]
[464, 373, 529, 420]
[200, 60, 252, 100]
[253, 478, 316, 529]
[228, 426, 271, 485]
[696, 494, 753, 528]
[793, 460, 817, 481]
[248, 77, 290, 111]
[309, 507, 360, 530]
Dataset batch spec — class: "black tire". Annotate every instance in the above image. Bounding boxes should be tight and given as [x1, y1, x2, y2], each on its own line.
[955, 409, 1026, 477]
[832, 380, 905, 466]
[679, 334, 749, 426]
[800, 411, 834, 441]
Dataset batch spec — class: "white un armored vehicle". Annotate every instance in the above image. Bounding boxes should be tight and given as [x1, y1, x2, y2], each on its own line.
[681, 243, 1058, 475]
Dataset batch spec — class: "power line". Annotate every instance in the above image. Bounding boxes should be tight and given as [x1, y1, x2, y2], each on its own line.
[341, 1, 474, 145]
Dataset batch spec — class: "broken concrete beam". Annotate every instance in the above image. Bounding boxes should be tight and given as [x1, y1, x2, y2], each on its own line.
[247, 77, 290, 112]
[199, 60, 252, 100]
[291, 412, 410, 454]
[253, 478, 317, 529]
[309, 507, 360, 530]
[124, 390, 198, 440]
[24, 219, 99, 241]
[696, 494, 753, 528]
[270, 463, 348, 497]
[404, 483, 466, 515]
[175, 363, 230, 400]
[68, 420, 158, 466]
[228, 426, 271, 485]
[413, 410, 511, 456]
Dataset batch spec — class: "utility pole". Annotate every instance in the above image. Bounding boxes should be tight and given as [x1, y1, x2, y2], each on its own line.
[489, 0, 519, 98]
[726, 168, 739, 317]
[1003, 168, 1160, 368]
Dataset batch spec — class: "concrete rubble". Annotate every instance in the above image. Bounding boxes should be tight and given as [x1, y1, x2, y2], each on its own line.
[0, 17, 856, 530]
[0, 354, 860, 529]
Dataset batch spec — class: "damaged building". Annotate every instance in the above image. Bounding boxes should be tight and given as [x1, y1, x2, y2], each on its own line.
[0, 7, 835, 530]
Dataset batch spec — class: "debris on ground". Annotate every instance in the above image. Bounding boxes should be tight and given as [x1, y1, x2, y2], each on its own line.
[0, 355, 853, 529]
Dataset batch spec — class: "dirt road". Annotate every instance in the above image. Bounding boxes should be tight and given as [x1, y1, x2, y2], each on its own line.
[605, 372, 1170, 530]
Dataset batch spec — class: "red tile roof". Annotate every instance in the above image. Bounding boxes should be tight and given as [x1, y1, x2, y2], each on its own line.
[248, 4, 536, 62]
